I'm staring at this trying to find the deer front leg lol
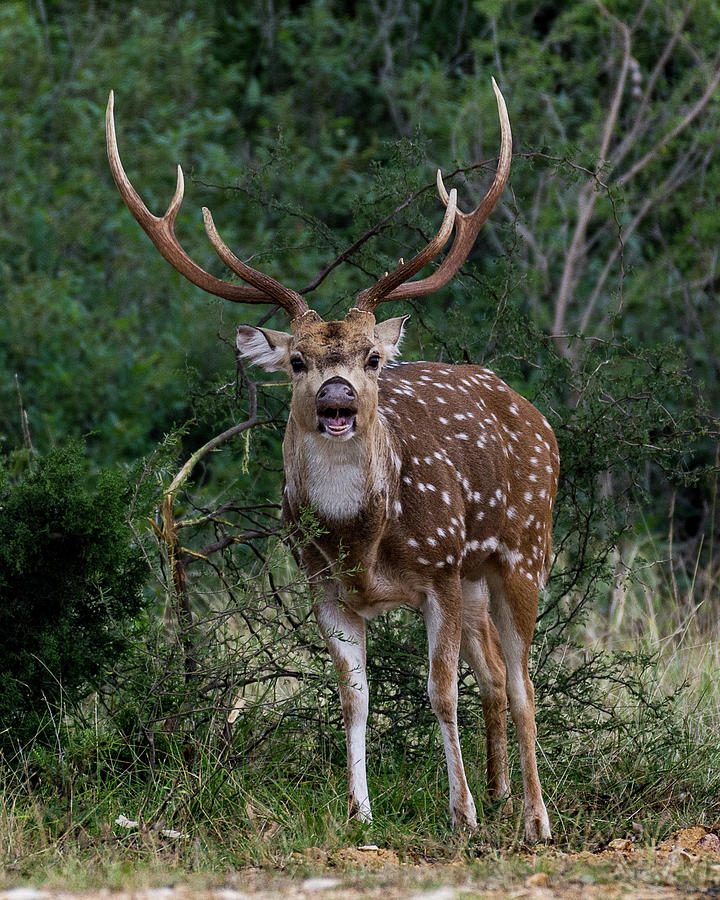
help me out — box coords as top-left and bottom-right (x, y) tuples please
(313, 595), (371, 822)
(423, 585), (477, 829)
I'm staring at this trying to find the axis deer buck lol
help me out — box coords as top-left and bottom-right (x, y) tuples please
(106, 80), (558, 842)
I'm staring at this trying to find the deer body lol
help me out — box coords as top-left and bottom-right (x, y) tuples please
(242, 314), (558, 841)
(107, 79), (558, 841)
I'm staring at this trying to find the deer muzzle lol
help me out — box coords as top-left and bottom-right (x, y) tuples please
(316, 376), (358, 438)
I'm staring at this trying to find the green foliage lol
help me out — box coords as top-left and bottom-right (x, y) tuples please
(0, 442), (147, 750)
(1, 0), (719, 875)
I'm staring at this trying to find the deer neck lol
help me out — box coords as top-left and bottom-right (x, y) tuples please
(284, 412), (400, 524)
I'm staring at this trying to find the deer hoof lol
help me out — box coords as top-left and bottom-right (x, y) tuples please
(349, 800), (373, 823)
(451, 801), (478, 831)
(524, 806), (552, 843)
(496, 795), (514, 818)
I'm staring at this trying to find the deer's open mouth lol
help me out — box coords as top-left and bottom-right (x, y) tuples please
(317, 407), (357, 437)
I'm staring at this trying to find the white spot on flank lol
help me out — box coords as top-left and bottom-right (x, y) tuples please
(498, 543), (523, 569)
(408, 538), (419, 548)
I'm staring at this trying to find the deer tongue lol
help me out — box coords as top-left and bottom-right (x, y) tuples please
(325, 409), (353, 428)
(319, 407), (356, 436)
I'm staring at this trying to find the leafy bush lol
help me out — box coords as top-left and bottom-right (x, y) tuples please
(0, 442), (147, 751)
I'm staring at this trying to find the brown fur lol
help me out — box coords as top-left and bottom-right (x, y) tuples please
(237, 309), (558, 840)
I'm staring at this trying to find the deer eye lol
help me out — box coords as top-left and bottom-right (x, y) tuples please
(290, 356), (306, 374)
(365, 353), (381, 371)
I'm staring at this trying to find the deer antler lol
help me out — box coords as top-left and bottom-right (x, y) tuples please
(354, 78), (512, 313)
(106, 91), (309, 321)
(353, 184), (458, 312)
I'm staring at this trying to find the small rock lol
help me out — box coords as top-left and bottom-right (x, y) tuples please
(407, 888), (456, 900)
(526, 872), (551, 888)
(667, 847), (695, 867)
(696, 833), (720, 853)
(302, 877), (342, 891)
(608, 838), (633, 852)
(0, 890), (49, 900)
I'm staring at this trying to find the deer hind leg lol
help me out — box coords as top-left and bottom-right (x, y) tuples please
(486, 567), (551, 843)
(313, 596), (371, 822)
(423, 584), (477, 829)
(459, 578), (511, 807)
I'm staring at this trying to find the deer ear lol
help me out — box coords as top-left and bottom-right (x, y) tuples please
(236, 325), (292, 372)
(375, 315), (410, 361)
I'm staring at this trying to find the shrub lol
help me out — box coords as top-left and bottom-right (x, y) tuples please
(0, 442), (147, 751)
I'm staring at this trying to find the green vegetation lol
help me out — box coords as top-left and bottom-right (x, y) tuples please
(0, 0), (719, 894)
(0, 443), (146, 750)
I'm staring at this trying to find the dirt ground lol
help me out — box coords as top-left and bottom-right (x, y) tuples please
(2, 827), (720, 900)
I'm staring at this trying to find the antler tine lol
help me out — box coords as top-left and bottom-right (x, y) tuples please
(354, 188), (457, 313)
(106, 91), (308, 319)
(355, 79), (512, 308)
(202, 208), (307, 316)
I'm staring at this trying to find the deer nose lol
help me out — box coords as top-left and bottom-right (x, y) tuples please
(316, 376), (356, 409)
